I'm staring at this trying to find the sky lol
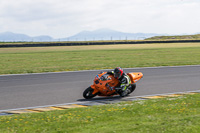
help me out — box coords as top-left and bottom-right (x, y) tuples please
(0, 0), (200, 38)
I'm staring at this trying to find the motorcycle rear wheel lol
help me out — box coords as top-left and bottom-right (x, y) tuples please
(128, 83), (136, 94)
(83, 87), (98, 99)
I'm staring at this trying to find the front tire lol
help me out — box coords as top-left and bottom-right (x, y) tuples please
(83, 87), (98, 99)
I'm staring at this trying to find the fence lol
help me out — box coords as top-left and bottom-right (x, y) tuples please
(1, 40), (200, 48)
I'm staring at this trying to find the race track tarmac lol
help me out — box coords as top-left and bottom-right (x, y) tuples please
(0, 65), (200, 110)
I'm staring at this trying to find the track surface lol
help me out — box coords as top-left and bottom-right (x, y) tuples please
(1, 65), (200, 110)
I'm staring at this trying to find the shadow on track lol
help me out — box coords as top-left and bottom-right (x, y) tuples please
(77, 95), (123, 102)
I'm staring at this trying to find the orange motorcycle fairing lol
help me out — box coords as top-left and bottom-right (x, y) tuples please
(90, 85), (99, 95)
(91, 72), (119, 96)
(127, 72), (143, 83)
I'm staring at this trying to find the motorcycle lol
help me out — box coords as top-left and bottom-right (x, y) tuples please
(83, 71), (143, 99)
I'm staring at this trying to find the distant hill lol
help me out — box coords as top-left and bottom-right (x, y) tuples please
(0, 29), (165, 42)
(0, 32), (53, 42)
(60, 29), (163, 41)
(145, 34), (200, 40)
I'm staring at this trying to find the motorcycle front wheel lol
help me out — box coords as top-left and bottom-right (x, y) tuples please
(83, 87), (98, 99)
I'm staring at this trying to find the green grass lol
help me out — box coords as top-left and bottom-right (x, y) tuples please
(146, 34), (200, 40)
(0, 43), (200, 74)
(0, 94), (200, 132)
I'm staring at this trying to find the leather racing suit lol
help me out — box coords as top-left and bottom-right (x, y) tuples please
(107, 71), (131, 97)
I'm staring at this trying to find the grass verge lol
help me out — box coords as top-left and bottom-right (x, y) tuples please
(0, 94), (200, 132)
(0, 43), (200, 74)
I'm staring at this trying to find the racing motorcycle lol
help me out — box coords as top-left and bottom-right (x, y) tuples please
(83, 71), (143, 99)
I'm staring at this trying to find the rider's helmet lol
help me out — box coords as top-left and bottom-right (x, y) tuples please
(114, 67), (124, 79)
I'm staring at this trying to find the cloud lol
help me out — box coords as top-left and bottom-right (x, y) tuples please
(0, 0), (200, 38)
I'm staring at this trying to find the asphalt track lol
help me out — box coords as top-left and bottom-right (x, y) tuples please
(0, 65), (200, 110)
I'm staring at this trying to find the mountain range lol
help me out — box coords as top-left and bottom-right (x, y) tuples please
(0, 29), (164, 42)
(0, 32), (53, 42)
(60, 29), (163, 41)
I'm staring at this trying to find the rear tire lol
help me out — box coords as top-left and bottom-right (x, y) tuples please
(83, 87), (98, 99)
(128, 83), (136, 94)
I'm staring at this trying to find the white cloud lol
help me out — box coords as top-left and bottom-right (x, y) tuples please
(0, 0), (200, 38)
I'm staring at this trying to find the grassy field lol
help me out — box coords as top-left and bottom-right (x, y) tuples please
(0, 43), (200, 74)
(146, 34), (200, 40)
(0, 94), (199, 132)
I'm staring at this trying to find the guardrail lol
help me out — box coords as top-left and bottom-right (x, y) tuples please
(1, 40), (200, 48)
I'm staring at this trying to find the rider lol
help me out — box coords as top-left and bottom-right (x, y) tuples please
(107, 67), (131, 97)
